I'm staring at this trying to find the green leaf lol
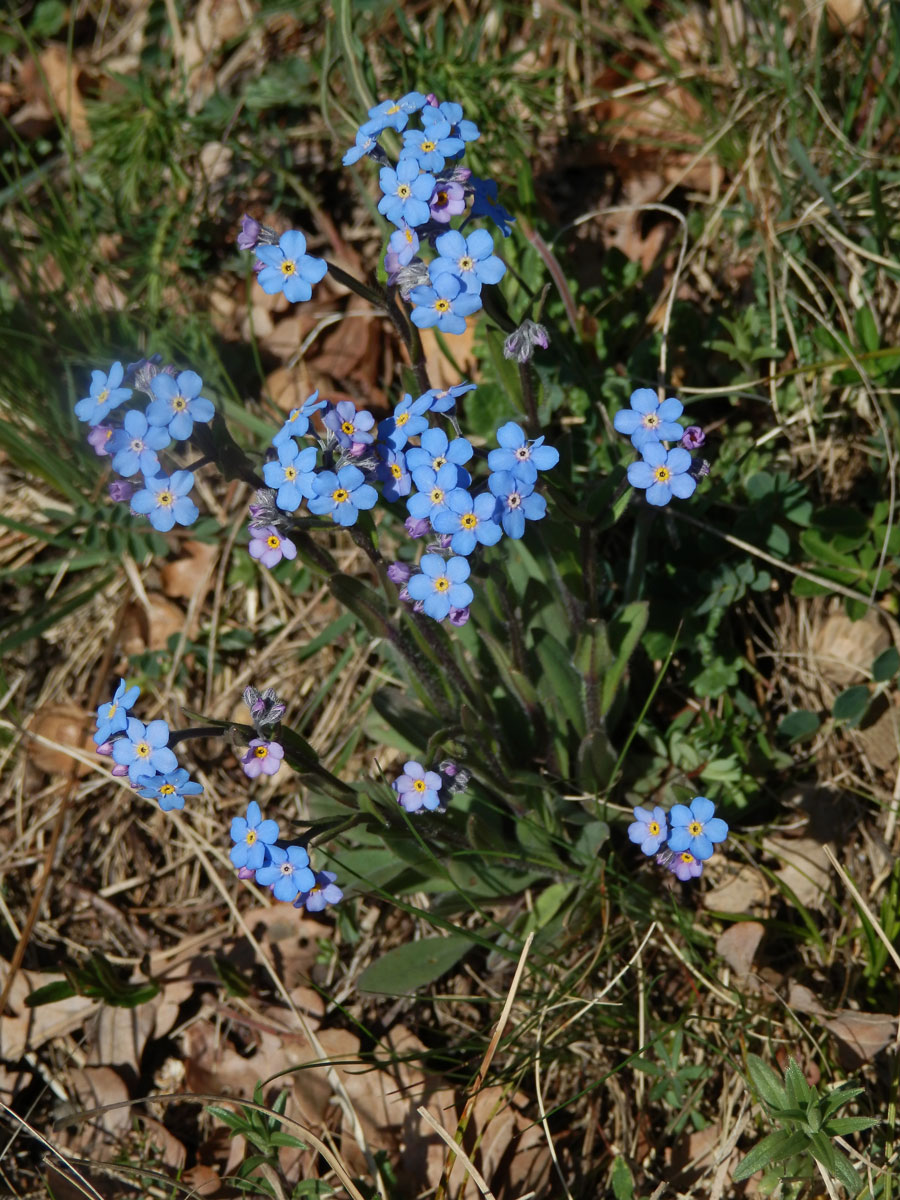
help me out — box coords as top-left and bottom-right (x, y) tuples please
(777, 710), (821, 745)
(873, 646), (900, 683)
(746, 1054), (789, 1110)
(358, 934), (472, 994)
(610, 1155), (635, 1200)
(732, 1130), (811, 1181)
(832, 685), (870, 727)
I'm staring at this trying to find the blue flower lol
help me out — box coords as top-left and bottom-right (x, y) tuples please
(405, 427), (472, 484)
(109, 409), (171, 478)
(342, 123), (381, 166)
(627, 806), (668, 855)
(431, 490), (502, 555)
(409, 274), (483, 336)
(626, 443), (696, 507)
(667, 797), (728, 861)
(131, 470), (198, 532)
(469, 177), (515, 236)
(322, 400), (375, 447)
(230, 800), (280, 870)
(272, 390), (326, 447)
(256, 230), (328, 303)
(399, 117), (464, 172)
(431, 229), (506, 294)
(93, 678), (140, 745)
(74, 361), (132, 425)
(377, 160), (436, 228)
(418, 382), (476, 414)
(112, 717), (177, 784)
(613, 388), (684, 449)
(406, 554), (473, 621)
(378, 392), (431, 449)
(487, 471), (547, 538)
(262, 441), (317, 512)
(308, 464), (378, 527)
(364, 92), (426, 135)
(393, 760), (444, 812)
(375, 446), (411, 501)
(136, 768), (203, 812)
(487, 422), (559, 485)
(388, 223), (420, 266)
(256, 844), (316, 903)
(406, 462), (460, 524)
(293, 870), (344, 912)
(147, 370), (215, 441)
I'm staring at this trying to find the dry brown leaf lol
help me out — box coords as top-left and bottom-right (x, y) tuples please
(121, 594), (189, 654)
(715, 921), (764, 978)
(27, 703), (94, 776)
(703, 863), (767, 914)
(160, 539), (218, 601)
(764, 835), (831, 910)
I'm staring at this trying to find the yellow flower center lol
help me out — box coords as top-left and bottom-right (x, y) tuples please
(653, 466), (671, 483)
(332, 488), (349, 504)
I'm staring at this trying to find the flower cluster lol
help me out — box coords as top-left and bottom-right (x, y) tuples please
(628, 796), (728, 881)
(230, 800), (342, 912)
(75, 358), (214, 530)
(613, 388), (707, 508)
(392, 758), (470, 813)
(245, 382), (558, 622)
(91, 678), (203, 811)
(351, 95), (509, 337)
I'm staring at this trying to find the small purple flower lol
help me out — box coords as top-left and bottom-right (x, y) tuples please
(109, 409), (171, 478)
(406, 553), (473, 621)
(613, 388), (684, 449)
(147, 370), (215, 441)
(667, 796), (728, 861)
(256, 844), (315, 903)
(658, 848), (704, 880)
(262, 441), (318, 513)
(376, 447), (412, 502)
(626, 443), (697, 507)
(293, 869), (343, 912)
(256, 230), (328, 303)
(627, 806), (668, 856)
(249, 525), (297, 568)
(108, 480), (135, 504)
(487, 422), (559, 485)
(682, 426), (706, 449)
(74, 361), (132, 425)
(377, 160), (436, 229)
(87, 424), (114, 456)
(241, 738), (285, 779)
(388, 223), (420, 267)
(429, 179), (466, 223)
(112, 717), (177, 784)
(230, 800), (280, 870)
(130, 470), (199, 532)
(323, 400), (375, 447)
(410, 273), (482, 336)
(393, 760), (443, 812)
(308, 464), (378, 527)
(431, 228), (506, 294)
(136, 768), (203, 812)
(487, 470), (547, 539)
(93, 677), (141, 745)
